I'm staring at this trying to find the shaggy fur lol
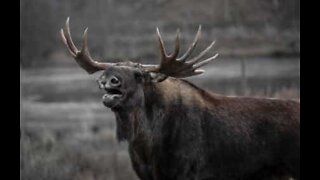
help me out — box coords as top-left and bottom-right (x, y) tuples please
(108, 71), (300, 180)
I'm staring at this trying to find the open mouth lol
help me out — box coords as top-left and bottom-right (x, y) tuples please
(105, 88), (122, 96)
(102, 88), (124, 108)
(103, 88), (123, 99)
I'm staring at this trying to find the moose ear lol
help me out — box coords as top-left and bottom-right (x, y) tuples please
(148, 72), (168, 83)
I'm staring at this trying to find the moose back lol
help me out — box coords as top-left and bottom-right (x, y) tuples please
(60, 18), (300, 180)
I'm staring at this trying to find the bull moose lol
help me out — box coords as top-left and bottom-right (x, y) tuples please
(60, 18), (300, 180)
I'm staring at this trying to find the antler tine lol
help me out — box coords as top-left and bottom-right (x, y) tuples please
(81, 27), (90, 55)
(178, 54), (218, 77)
(156, 27), (168, 59)
(177, 25), (201, 62)
(177, 53), (218, 76)
(60, 29), (76, 57)
(170, 29), (181, 59)
(175, 69), (205, 78)
(187, 40), (216, 65)
(192, 53), (219, 70)
(63, 17), (79, 56)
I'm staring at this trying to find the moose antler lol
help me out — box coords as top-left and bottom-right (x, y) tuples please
(60, 17), (115, 74)
(60, 17), (218, 78)
(142, 26), (218, 79)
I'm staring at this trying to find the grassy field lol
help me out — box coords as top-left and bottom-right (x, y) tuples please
(20, 57), (300, 180)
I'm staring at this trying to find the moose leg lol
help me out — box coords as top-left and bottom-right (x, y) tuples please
(128, 146), (153, 180)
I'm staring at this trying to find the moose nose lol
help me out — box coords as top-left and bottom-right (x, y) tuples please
(97, 79), (106, 89)
(109, 76), (121, 87)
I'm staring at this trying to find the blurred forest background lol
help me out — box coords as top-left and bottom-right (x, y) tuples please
(20, 0), (300, 180)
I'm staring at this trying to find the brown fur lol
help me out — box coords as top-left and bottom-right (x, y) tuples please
(95, 65), (300, 180)
(112, 76), (300, 180)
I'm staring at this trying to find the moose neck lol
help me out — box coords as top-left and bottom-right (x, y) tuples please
(112, 106), (148, 142)
(111, 77), (215, 142)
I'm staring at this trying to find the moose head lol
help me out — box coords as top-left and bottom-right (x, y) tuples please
(60, 17), (218, 109)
